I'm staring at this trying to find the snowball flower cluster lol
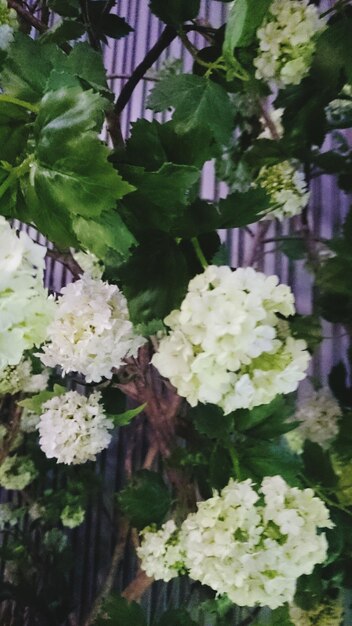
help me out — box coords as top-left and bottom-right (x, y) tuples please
(137, 520), (185, 582)
(289, 597), (344, 626)
(0, 0), (17, 50)
(152, 266), (310, 413)
(138, 476), (332, 609)
(0, 217), (54, 374)
(60, 503), (85, 529)
(254, 0), (325, 88)
(287, 387), (341, 454)
(0, 455), (38, 490)
(0, 358), (49, 397)
(40, 274), (145, 383)
(257, 161), (309, 220)
(38, 390), (114, 464)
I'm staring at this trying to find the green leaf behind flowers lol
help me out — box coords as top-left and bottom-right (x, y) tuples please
(118, 470), (172, 529)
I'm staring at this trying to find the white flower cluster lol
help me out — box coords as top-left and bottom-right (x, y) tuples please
(0, 358), (49, 397)
(60, 503), (85, 529)
(0, 0), (17, 50)
(38, 390), (114, 464)
(138, 476), (332, 609)
(289, 597), (344, 626)
(0, 218), (54, 374)
(257, 161), (309, 220)
(287, 387), (341, 454)
(254, 0), (325, 88)
(0, 455), (38, 490)
(152, 266), (310, 413)
(259, 107), (284, 140)
(71, 249), (104, 279)
(40, 274), (144, 383)
(137, 520), (185, 582)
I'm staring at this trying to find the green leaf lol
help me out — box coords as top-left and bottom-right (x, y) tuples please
(241, 442), (301, 485)
(217, 187), (271, 227)
(48, 0), (80, 17)
(94, 596), (147, 626)
(98, 14), (134, 40)
(18, 384), (66, 415)
(223, 0), (271, 61)
(288, 315), (322, 352)
(235, 396), (289, 432)
(26, 87), (134, 248)
(0, 102), (30, 164)
(73, 210), (137, 267)
(46, 42), (110, 94)
(148, 74), (234, 146)
(119, 232), (189, 324)
(108, 404), (146, 427)
(302, 441), (337, 488)
(189, 404), (235, 440)
(294, 568), (324, 611)
(149, 0), (200, 25)
(0, 33), (59, 103)
(118, 470), (172, 530)
(209, 444), (233, 490)
(156, 609), (197, 626)
(39, 19), (86, 45)
(253, 605), (294, 626)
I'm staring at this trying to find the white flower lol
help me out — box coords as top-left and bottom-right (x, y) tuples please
(71, 249), (104, 279)
(38, 390), (114, 464)
(152, 266), (310, 413)
(0, 0), (17, 49)
(181, 477), (331, 608)
(286, 387), (341, 454)
(137, 520), (185, 582)
(0, 358), (49, 396)
(0, 455), (38, 490)
(0, 218), (55, 372)
(259, 107), (284, 140)
(254, 0), (325, 88)
(39, 274), (145, 383)
(257, 161), (309, 220)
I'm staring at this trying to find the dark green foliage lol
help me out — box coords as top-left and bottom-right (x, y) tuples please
(118, 470), (172, 529)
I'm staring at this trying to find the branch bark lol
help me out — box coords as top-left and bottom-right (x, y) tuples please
(8, 0), (48, 32)
(121, 569), (153, 602)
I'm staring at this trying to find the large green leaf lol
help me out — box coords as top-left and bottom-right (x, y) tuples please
(39, 18), (86, 45)
(149, 0), (200, 25)
(73, 210), (136, 266)
(23, 87), (134, 248)
(223, 0), (271, 62)
(241, 442), (301, 485)
(148, 74), (234, 145)
(119, 232), (189, 324)
(0, 102), (30, 164)
(156, 609), (197, 626)
(0, 33), (59, 103)
(118, 470), (172, 530)
(189, 403), (235, 440)
(45, 42), (110, 94)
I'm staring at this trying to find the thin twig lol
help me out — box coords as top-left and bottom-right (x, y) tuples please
(243, 221), (271, 268)
(114, 25), (177, 116)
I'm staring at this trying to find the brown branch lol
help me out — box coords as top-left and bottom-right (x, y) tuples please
(83, 518), (130, 626)
(121, 569), (153, 602)
(243, 221), (271, 268)
(8, 0), (48, 32)
(114, 25), (177, 116)
(258, 100), (281, 141)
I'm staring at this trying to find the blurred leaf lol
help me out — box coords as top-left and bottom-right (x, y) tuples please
(302, 441), (337, 488)
(217, 187), (270, 227)
(189, 403), (235, 440)
(0, 102), (30, 164)
(241, 441), (301, 485)
(149, 0), (200, 25)
(118, 470), (171, 529)
(278, 238), (307, 260)
(94, 596), (147, 626)
(294, 568), (324, 611)
(289, 314), (322, 352)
